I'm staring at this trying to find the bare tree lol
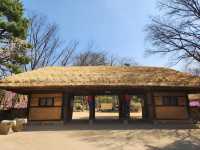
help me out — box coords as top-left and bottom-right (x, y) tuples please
(146, 0), (200, 66)
(73, 41), (138, 66)
(73, 42), (108, 66)
(26, 14), (137, 68)
(186, 67), (200, 75)
(107, 54), (118, 66)
(59, 41), (79, 66)
(117, 56), (138, 66)
(73, 51), (137, 67)
(183, 61), (200, 75)
(25, 13), (77, 70)
(73, 50), (108, 66)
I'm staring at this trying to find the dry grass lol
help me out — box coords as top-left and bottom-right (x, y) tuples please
(0, 66), (200, 89)
(189, 94), (200, 100)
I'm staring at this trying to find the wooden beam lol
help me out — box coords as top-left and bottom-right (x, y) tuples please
(6, 85), (200, 95)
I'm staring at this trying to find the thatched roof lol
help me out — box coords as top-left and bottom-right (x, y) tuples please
(0, 66), (200, 92)
(188, 94), (200, 100)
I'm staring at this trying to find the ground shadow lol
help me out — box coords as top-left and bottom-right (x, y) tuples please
(25, 120), (199, 132)
(146, 129), (200, 150)
(23, 122), (200, 150)
(146, 139), (200, 150)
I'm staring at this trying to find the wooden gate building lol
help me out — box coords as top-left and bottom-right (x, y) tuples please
(0, 66), (200, 123)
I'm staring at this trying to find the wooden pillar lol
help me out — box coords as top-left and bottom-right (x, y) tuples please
(118, 95), (123, 120)
(87, 96), (95, 121)
(69, 95), (74, 121)
(123, 94), (131, 121)
(118, 94), (131, 122)
(63, 93), (74, 123)
(146, 92), (155, 121)
(27, 94), (31, 122)
(186, 94), (190, 119)
(142, 94), (148, 120)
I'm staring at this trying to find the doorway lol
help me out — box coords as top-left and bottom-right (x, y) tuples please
(95, 95), (119, 121)
(72, 96), (89, 121)
(129, 95), (144, 120)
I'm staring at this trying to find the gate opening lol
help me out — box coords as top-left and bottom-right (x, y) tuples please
(129, 95), (144, 120)
(95, 95), (119, 121)
(72, 96), (89, 121)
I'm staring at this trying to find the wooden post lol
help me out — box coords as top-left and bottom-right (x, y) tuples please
(63, 93), (74, 123)
(118, 94), (131, 122)
(146, 92), (155, 121)
(69, 95), (74, 121)
(118, 95), (123, 120)
(87, 96), (95, 122)
(123, 94), (131, 122)
(27, 94), (31, 122)
(63, 93), (69, 123)
(142, 94), (148, 120)
(186, 94), (190, 119)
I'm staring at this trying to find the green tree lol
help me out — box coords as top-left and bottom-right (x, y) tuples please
(0, 0), (30, 77)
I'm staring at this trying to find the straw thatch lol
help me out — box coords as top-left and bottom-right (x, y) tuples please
(188, 94), (200, 100)
(0, 66), (200, 89)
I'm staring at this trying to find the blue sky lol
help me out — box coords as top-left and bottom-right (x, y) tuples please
(23, 0), (181, 70)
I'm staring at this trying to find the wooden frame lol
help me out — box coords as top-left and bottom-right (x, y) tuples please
(30, 119), (62, 121)
(162, 96), (179, 106)
(25, 89), (193, 123)
(38, 97), (55, 107)
(28, 93), (62, 121)
(153, 92), (189, 120)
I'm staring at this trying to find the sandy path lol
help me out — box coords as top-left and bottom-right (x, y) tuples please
(0, 130), (102, 150)
(0, 123), (200, 150)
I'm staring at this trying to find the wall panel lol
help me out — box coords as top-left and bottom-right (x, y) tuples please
(29, 93), (63, 121)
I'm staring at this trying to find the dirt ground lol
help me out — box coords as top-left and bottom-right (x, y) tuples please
(0, 122), (200, 150)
